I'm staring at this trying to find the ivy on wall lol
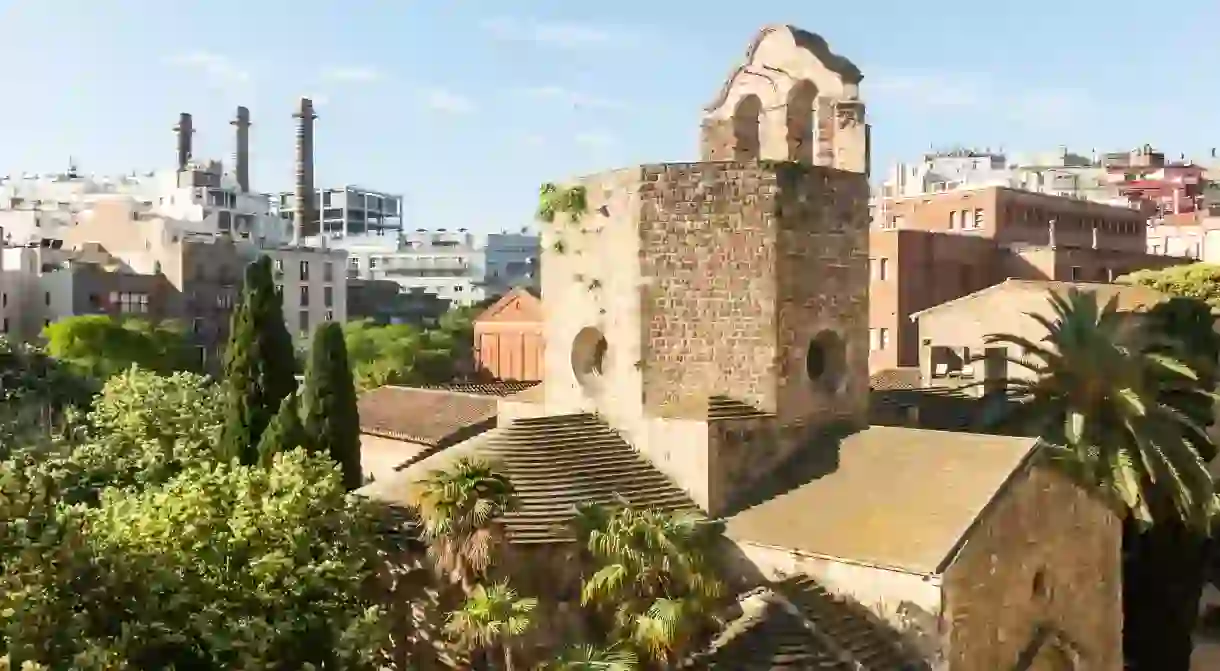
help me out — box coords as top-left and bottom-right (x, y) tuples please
(536, 182), (589, 224)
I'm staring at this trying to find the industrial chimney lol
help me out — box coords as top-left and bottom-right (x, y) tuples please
(292, 97), (317, 246)
(173, 113), (194, 171)
(230, 106), (251, 193)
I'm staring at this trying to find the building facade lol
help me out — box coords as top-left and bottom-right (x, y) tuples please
(340, 228), (540, 306)
(266, 245), (349, 341)
(274, 186), (403, 240)
(870, 186), (1186, 371)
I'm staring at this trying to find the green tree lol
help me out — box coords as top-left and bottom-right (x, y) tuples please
(218, 256), (298, 465)
(0, 449), (392, 669)
(343, 319), (421, 391)
(65, 366), (224, 499)
(256, 392), (306, 467)
(446, 581), (537, 671)
(571, 504), (726, 666)
(0, 336), (94, 442)
(1119, 263), (1220, 308)
(984, 289), (1218, 671)
(539, 644), (639, 671)
(43, 315), (197, 380)
(301, 322), (362, 489)
(415, 458), (517, 594)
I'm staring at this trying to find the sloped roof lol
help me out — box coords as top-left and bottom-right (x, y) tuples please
(909, 279), (1170, 321)
(725, 426), (1039, 575)
(868, 367), (922, 391)
(419, 381), (540, 397)
(358, 413), (698, 543)
(357, 386), (498, 447)
(688, 578), (928, 670)
(474, 287), (542, 323)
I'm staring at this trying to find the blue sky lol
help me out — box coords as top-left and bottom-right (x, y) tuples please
(0, 1), (1217, 233)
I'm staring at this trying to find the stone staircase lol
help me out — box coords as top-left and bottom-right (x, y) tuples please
(481, 413), (698, 543)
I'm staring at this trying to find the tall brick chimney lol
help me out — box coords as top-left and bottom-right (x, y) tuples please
(230, 106), (251, 193)
(292, 97), (317, 245)
(173, 112), (194, 171)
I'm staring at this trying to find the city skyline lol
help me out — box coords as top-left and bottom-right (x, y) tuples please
(0, 0), (1216, 233)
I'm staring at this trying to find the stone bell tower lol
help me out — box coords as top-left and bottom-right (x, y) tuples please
(536, 25), (871, 516)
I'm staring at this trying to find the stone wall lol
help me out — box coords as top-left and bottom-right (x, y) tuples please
(941, 463), (1122, 671)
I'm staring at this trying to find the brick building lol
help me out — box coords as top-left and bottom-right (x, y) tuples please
(870, 186), (1187, 371)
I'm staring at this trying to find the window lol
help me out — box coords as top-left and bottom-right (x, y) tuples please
(298, 310), (310, 335)
(274, 258), (284, 275)
(368, 257), (378, 269)
(947, 210), (956, 229)
(878, 258), (889, 281)
(325, 309), (334, 322)
(44, 291), (51, 306)
(216, 292), (234, 309)
(192, 318), (203, 333)
(348, 256), (359, 268)
(454, 285), (464, 292)
(323, 262), (334, 282)
(300, 285), (310, 305)
(1, 318), (7, 333)
(973, 208), (984, 229)
(299, 260), (310, 280)
(1070, 266), (1082, 280)
(2, 293), (6, 307)
(323, 286), (333, 307)
(110, 291), (149, 314)
(879, 328), (890, 350)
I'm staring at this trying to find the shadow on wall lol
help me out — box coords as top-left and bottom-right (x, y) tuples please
(722, 420), (856, 517)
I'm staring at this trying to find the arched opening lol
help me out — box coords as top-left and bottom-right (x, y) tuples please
(731, 94), (762, 161)
(786, 80), (817, 163)
(571, 326), (609, 391)
(806, 330), (847, 393)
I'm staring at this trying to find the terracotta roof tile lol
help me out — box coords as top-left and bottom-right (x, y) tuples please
(868, 368), (922, 391)
(688, 578), (928, 669)
(360, 413), (699, 544)
(357, 386), (499, 447)
(420, 381), (540, 397)
(726, 426), (1037, 574)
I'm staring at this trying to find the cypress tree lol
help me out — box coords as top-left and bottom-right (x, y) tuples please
(257, 392), (306, 467)
(218, 255), (298, 465)
(300, 322), (363, 489)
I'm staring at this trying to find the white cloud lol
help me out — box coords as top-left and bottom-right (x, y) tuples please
(168, 51), (251, 86)
(481, 17), (633, 49)
(518, 85), (625, 110)
(320, 66), (382, 84)
(422, 88), (475, 115)
(575, 131), (616, 148)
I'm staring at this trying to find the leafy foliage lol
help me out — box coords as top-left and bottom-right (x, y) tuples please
(446, 581), (537, 671)
(0, 336), (94, 441)
(0, 449), (391, 669)
(538, 644), (639, 671)
(536, 183), (590, 224)
(1119, 263), (1220, 308)
(256, 391), (306, 467)
(342, 308), (478, 391)
(415, 458), (518, 594)
(218, 256), (298, 465)
(571, 503), (726, 665)
(984, 289), (1217, 528)
(42, 315), (199, 381)
(301, 322), (363, 489)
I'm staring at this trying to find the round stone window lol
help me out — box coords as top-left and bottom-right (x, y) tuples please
(571, 327), (609, 390)
(806, 330), (847, 392)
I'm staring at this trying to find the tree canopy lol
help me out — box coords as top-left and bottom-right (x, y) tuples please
(42, 315), (198, 381)
(301, 322), (363, 489)
(1119, 263), (1220, 308)
(342, 307), (479, 391)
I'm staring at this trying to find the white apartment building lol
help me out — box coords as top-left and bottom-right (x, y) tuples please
(273, 186), (403, 240)
(0, 160), (289, 247)
(332, 228), (539, 306)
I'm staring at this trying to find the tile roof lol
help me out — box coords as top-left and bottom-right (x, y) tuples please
(909, 279), (1170, 321)
(419, 380), (540, 397)
(725, 426), (1038, 574)
(688, 578), (928, 670)
(357, 386), (499, 447)
(358, 413), (699, 543)
(868, 368), (922, 391)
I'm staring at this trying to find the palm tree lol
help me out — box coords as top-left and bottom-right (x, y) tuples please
(446, 580), (537, 671)
(538, 643), (638, 670)
(414, 458), (517, 594)
(571, 503), (726, 666)
(983, 288), (1218, 671)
